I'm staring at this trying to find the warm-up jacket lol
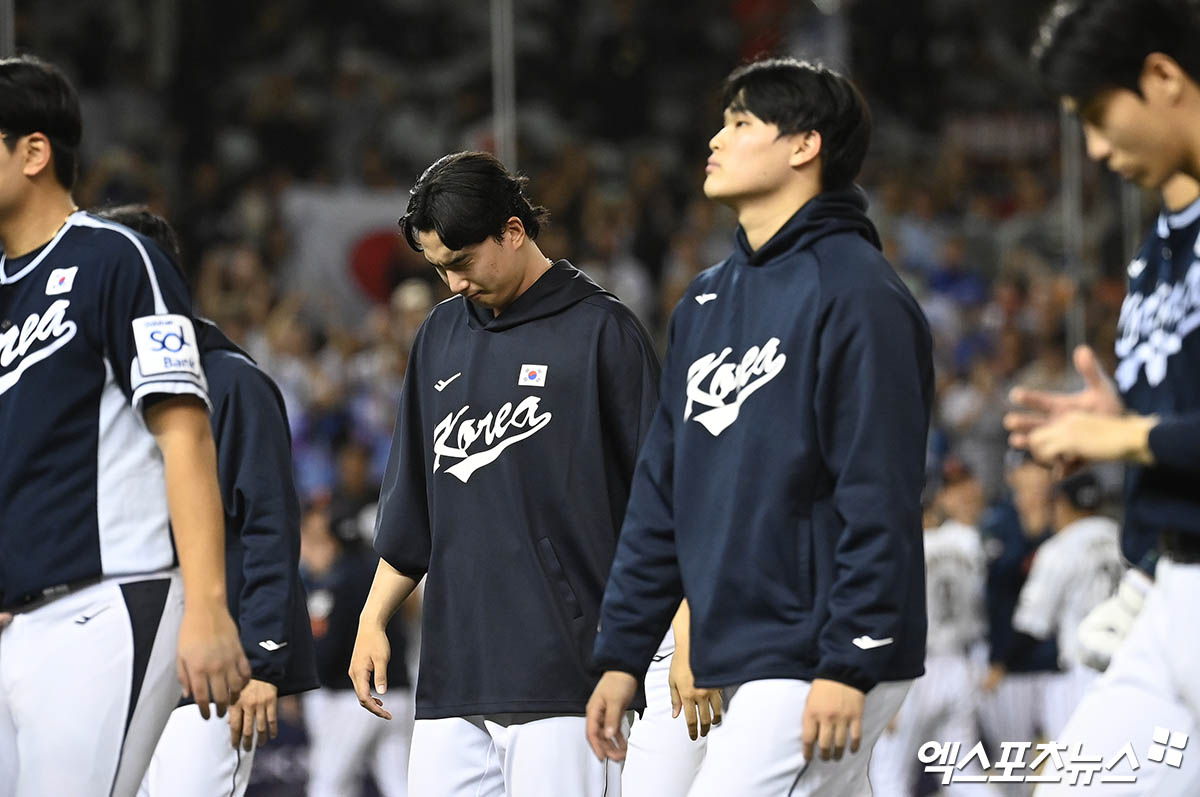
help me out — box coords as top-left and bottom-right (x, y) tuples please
(199, 321), (318, 696)
(1116, 199), (1200, 565)
(594, 189), (933, 693)
(374, 261), (660, 719)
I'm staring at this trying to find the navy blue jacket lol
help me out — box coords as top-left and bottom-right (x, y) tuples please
(374, 261), (660, 719)
(301, 541), (410, 692)
(1115, 200), (1200, 565)
(595, 189), (934, 693)
(199, 321), (318, 696)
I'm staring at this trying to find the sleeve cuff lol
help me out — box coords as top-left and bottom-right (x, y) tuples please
(812, 662), (877, 694)
(1148, 417), (1200, 472)
(133, 381), (212, 415)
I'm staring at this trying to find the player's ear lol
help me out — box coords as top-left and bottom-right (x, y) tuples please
(502, 216), (527, 249)
(788, 130), (822, 169)
(19, 132), (53, 179)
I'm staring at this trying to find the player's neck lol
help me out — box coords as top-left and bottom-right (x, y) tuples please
(497, 243), (553, 317)
(0, 188), (77, 258)
(735, 180), (820, 252)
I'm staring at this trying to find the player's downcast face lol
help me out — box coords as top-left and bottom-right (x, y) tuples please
(418, 228), (522, 312)
(704, 107), (801, 203)
(1070, 87), (1186, 191)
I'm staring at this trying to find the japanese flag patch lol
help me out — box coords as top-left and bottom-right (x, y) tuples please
(518, 364), (547, 387)
(132, 314), (203, 378)
(45, 267), (78, 295)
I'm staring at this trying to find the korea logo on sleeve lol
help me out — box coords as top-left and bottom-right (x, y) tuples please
(131, 314), (203, 378)
(45, 267), (78, 295)
(518, 364), (548, 387)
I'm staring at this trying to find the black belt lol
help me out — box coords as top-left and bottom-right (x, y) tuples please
(1161, 531), (1200, 565)
(1, 576), (103, 614)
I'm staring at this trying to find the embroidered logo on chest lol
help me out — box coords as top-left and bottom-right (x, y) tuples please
(684, 337), (787, 436)
(1115, 261), (1200, 390)
(432, 395), (552, 482)
(0, 299), (78, 396)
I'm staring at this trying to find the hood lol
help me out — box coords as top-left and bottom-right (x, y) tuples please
(196, 318), (254, 361)
(731, 186), (882, 267)
(464, 259), (612, 331)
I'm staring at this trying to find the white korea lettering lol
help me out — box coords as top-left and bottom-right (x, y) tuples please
(432, 395), (552, 482)
(0, 300), (78, 396)
(1115, 261), (1200, 390)
(684, 337), (787, 436)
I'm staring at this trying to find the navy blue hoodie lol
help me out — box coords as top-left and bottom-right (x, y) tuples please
(198, 321), (318, 696)
(374, 261), (660, 719)
(1115, 199), (1200, 566)
(595, 189), (933, 693)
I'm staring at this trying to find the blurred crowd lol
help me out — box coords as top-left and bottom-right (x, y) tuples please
(21, 0), (1154, 792)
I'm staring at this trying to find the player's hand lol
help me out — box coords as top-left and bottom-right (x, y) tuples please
(586, 671), (637, 762)
(669, 651), (722, 740)
(981, 663), (1006, 693)
(1006, 345), (1124, 449)
(0, 612), (11, 631)
(802, 679), (864, 762)
(177, 601), (252, 720)
(349, 618), (392, 720)
(1026, 411), (1156, 465)
(229, 679), (279, 751)
(1078, 568), (1151, 672)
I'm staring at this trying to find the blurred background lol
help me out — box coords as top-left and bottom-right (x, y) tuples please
(22, 1), (1155, 794)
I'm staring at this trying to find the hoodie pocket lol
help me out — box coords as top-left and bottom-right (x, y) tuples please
(536, 537), (583, 620)
(795, 517), (815, 612)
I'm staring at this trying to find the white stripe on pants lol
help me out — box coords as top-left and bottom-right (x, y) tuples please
(0, 573), (184, 797)
(623, 632), (707, 797)
(407, 713), (626, 797)
(1034, 558), (1200, 796)
(303, 687), (413, 797)
(685, 678), (911, 797)
(138, 705), (256, 797)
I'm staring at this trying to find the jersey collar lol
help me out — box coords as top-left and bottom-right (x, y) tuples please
(0, 210), (84, 285)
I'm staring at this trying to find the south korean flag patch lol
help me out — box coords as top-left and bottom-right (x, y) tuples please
(518, 363), (547, 387)
(131, 314), (203, 379)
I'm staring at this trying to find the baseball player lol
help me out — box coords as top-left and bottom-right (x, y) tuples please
(0, 56), (248, 797)
(348, 151), (661, 796)
(975, 454), (1062, 797)
(588, 57), (934, 796)
(870, 479), (994, 797)
(986, 470), (1122, 738)
(87, 206), (320, 797)
(1001, 2), (1200, 789)
(301, 501), (414, 797)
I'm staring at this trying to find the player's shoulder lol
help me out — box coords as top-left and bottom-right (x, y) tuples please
(67, 212), (168, 264)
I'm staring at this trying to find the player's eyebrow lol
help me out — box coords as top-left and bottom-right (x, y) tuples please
(430, 252), (471, 271)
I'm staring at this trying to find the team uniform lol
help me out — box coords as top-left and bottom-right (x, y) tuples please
(0, 212), (207, 797)
(1038, 198), (1200, 794)
(139, 321), (318, 797)
(302, 540), (413, 797)
(871, 519), (997, 797)
(374, 261), (660, 796)
(621, 628), (708, 797)
(1008, 513), (1121, 740)
(594, 188), (934, 796)
(975, 500), (1060, 797)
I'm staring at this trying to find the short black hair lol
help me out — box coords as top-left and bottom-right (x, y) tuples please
(721, 57), (871, 190)
(399, 151), (550, 253)
(1032, 0), (1200, 105)
(94, 204), (185, 282)
(0, 56), (82, 190)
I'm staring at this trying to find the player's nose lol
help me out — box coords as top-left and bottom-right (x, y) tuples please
(1081, 124), (1112, 164)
